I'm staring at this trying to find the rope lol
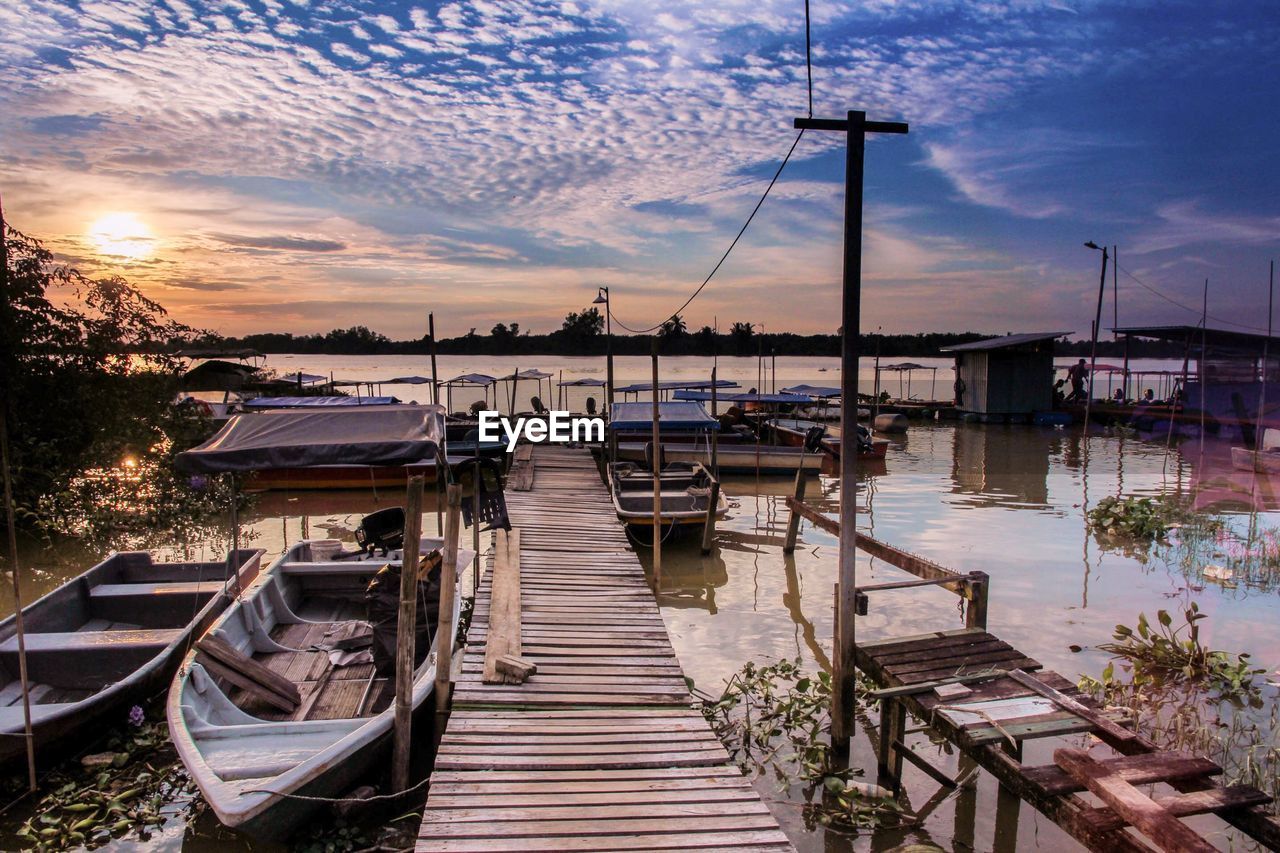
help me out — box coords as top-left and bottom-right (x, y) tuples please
(608, 130), (806, 334)
(605, 0), (820, 334)
(240, 775), (429, 803)
(1116, 263), (1271, 334)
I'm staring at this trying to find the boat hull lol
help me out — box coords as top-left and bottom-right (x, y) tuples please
(0, 550), (262, 767)
(1231, 446), (1280, 474)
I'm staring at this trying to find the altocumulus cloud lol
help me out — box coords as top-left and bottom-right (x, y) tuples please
(0, 0), (1276, 336)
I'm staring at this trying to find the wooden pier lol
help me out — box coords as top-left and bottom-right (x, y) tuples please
(784, 484), (1280, 852)
(417, 446), (792, 851)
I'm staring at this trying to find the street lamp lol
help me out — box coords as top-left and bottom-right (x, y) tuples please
(592, 287), (613, 412)
(1084, 241), (1110, 431)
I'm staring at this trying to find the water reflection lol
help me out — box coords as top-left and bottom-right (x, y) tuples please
(950, 424), (1051, 509)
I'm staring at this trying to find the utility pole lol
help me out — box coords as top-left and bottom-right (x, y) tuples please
(794, 110), (908, 755)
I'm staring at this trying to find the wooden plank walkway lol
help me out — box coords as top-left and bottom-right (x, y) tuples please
(418, 445), (793, 851)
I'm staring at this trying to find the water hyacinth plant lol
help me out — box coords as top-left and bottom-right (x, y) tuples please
(698, 658), (910, 831)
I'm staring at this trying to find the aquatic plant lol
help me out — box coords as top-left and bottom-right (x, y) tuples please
(1083, 604), (1264, 700)
(1079, 607), (1280, 815)
(699, 658), (909, 831)
(9, 716), (197, 850)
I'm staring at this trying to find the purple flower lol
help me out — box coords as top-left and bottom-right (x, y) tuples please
(188, 474), (208, 491)
(128, 705), (145, 728)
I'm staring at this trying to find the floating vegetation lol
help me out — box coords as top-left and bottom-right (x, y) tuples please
(1083, 604), (1265, 700)
(1079, 607), (1280, 815)
(1086, 494), (1218, 544)
(698, 659), (911, 832)
(8, 712), (197, 850)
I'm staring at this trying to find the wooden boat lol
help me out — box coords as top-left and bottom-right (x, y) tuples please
(1231, 446), (1280, 474)
(168, 537), (474, 840)
(766, 418), (889, 460)
(609, 463), (729, 528)
(0, 549), (263, 766)
(614, 442), (823, 475)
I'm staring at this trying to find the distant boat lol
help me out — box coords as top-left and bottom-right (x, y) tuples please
(1231, 446), (1280, 474)
(169, 537), (473, 839)
(0, 549), (263, 766)
(766, 418), (888, 461)
(609, 462), (729, 530)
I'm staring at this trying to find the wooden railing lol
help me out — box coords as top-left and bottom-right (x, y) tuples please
(783, 469), (989, 629)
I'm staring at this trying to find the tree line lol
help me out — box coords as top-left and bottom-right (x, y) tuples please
(201, 311), (1188, 358)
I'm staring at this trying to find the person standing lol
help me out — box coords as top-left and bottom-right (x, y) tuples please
(1066, 358), (1088, 403)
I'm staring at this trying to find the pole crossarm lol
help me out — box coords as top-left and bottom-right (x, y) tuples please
(794, 116), (909, 135)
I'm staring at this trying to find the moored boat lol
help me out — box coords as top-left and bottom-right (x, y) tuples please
(0, 549), (263, 766)
(609, 462), (729, 528)
(1231, 446), (1280, 474)
(766, 417), (888, 461)
(614, 441), (824, 475)
(167, 537), (474, 839)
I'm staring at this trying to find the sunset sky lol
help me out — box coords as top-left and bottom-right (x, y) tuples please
(1, 0), (1276, 340)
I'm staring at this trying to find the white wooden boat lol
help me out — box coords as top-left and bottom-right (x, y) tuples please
(0, 549), (262, 767)
(168, 537), (474, 839)
(609, 463), (729, 528)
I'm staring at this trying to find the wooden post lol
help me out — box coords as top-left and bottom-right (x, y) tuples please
(471, 459), (481, 593)
(391, 474), (425, 792)
(435, 484), (461, 727)
(783, 467), (808, 553)
(794, 109), (908, 756)
(650, 337), (662, 586)
(964, 570), (989, 630)
(428, 313), (439, 406)
(700, 475), (720, 555)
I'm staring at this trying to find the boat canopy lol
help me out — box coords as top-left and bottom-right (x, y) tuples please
(673, 390), (811, 404)
(442, 373), (497, 386)
(501, 369), (553, 381)
(243, 396), (398, 408)
(332, 375), (434, 386)
(614, 379), (740, 393)
(558, 378), (605, 387)
(610, 402), (719, 431)
(780, 384), (842, 398)
(176, 406), (446, 473)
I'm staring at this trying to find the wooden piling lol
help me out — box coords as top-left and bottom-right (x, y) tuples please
(650, 337), (662, 585)
(392, 474), (425, 792)
(700, 474), (720, 555)
(783, 466), (808, 553)
(434, 484), (461, 729)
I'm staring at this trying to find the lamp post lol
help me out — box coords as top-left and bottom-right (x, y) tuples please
(1084, 241), (1110, 435)
(592, 287), (613, 412)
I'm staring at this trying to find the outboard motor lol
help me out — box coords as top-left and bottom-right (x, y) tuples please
(356, 507), (406, 556)
(803, 425), (827, 453)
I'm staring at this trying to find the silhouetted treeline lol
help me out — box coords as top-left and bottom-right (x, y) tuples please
(197, 315), (1189, 359)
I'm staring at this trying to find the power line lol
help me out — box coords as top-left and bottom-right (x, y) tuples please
(608, 130), (806, 334)
(605, 0), (817, 335)
(1115, 262), (1272, 334)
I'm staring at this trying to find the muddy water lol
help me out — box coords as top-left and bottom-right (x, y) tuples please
(4, 355), (1279, 850)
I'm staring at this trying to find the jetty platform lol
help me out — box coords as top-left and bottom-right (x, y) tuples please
(416, 445), (792, 851)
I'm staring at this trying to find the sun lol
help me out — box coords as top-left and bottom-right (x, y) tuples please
(88, 212), (154, 262)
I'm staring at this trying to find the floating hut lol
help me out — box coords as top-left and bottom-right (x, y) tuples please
(941, 332), (1069, 421)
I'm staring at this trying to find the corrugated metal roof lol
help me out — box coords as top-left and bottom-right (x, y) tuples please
(1113, 325), (1280, 351)
(940, 332), (1070, 352)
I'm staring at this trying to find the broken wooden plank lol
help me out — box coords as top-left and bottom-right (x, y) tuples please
(495, 655), (537, 681)
(1081, 785), (1273, 834)
(1008, 668), (1136, 746)
(1054, 748), (1216, 853)
(482, 529), (523, 685)
(195, 653), (297, 713)
(196, 634), (301, 705)
(1023, 751), (1222, 797)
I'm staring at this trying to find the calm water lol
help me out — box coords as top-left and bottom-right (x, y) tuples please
(6, 355), (1278, 851)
